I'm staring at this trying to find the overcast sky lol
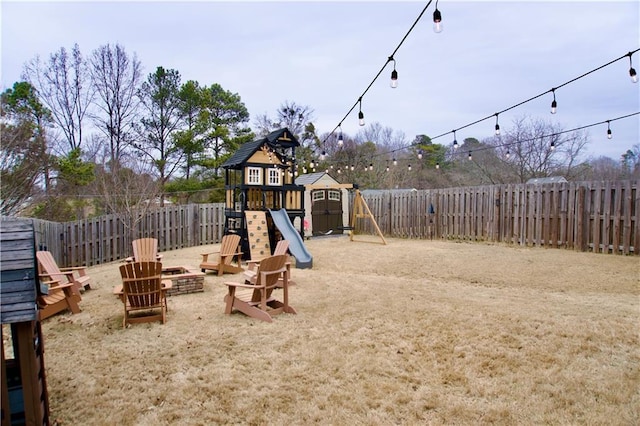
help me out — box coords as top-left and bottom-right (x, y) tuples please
(1, 1), (638, 160)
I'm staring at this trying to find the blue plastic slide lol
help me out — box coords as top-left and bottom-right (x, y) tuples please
(269, 209), (313, 269)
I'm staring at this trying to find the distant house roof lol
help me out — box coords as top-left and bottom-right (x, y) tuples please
(222, 128), (299, 169)
(526, 176), (568, 184)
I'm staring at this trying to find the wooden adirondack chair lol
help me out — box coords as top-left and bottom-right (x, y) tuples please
(118, 261), (171, 328)
(224, 254), (296, 323)
(37, 279), (81, 320)
(199, 234), (244, 276)
(125, 238), (163, 262)
(244, 239), (293, 286)
(36, 250), (92, 294)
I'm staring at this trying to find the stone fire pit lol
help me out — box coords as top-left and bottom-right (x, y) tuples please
(161, 265), (205, 296)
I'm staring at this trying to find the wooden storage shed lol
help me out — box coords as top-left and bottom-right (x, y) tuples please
(295, 172), (353, 236)
(1, 219), (50, 426)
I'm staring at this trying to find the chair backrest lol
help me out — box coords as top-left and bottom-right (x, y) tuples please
(132, 238), (159, 262)
(36, 251), (70, 285)
(272, 239), (289, 256)
(119, 261), (163, 308)
(220, 234), (241, 263)
(251, 255), (288, 302)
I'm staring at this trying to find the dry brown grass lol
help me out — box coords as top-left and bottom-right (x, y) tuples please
(29, 237), (640, 425)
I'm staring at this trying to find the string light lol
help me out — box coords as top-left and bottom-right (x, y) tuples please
(506, 149), (510, 159)
(408, 164), (412, 171)
(607, 121), (612, 139)
(550, 140), (555, 150)
(338, 124), (344, 146)
(418, 150), (423, 159)
(420, 49), (639, 152)
(390, 57), (398, 88)
(435, 162), (440, 169)
(393, 157), (397, 166)
(358, 98), (365, 126)
(369, 163), (374, 171)
(452, 130), (458, 149)
(468, 151), (473, 161)
(550, 88), (557, 114)
(629, 52), (638, 83)
(433, 0), (443, 33)
(494, 114), (501, 135)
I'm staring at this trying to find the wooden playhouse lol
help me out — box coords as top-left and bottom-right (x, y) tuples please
(1, 219), (50, 426)
(221, 128), (305, 258)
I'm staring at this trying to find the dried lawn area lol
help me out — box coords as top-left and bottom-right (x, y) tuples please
(38, 237), (639, 425)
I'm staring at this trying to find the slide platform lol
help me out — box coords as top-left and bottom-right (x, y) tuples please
(269, 209), (313, 269)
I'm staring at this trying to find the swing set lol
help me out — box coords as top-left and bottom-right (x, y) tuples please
(346, 189), (387, 245)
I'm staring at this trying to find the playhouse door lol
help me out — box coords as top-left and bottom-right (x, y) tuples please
(311, 189), (343, 235)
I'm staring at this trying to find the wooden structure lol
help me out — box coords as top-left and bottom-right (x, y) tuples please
(199, 234), (244, 276)
(4, 180), (637, 266)
(223, 255), (296, 323)
(36, 250), (91, 293)
(1, 220), (50, 425)
(118, 262), (171, 328)
(221, 128), (305, 257)
(296, 172), (353, 236)
(350, 190), (387, 245)
(125, 238), (163, 262)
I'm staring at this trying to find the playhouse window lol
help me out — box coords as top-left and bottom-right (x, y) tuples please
(267, 168), (281, 186)
(313, 191), (325, 202)
(328, 190), (341, 201)
(247, 167), (262, 185)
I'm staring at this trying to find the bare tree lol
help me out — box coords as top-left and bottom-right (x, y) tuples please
(95, 156), (162, 241)
(492, 115), (589, 183)
(89, 43), (142, 169)
(22, 43), (94, 154)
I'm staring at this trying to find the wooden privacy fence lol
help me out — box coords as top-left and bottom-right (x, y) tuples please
(5, 204), (226, 268)
(356, 180), (638, 255)
(2, 180), (637, 268)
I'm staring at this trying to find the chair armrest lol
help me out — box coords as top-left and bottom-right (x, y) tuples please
(59, 266), (88, 272)
(113, 285), (123, 295)
(161, 279), (173, 290)
(224, 281), (263, 289)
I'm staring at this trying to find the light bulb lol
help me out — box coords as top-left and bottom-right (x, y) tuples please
(358, 110), (365, 126)
(390, 69), (398, 88)
(468, 151), (472, 161)
(551, 100), (557, 114)
(338, 130), (344, 146)
(435, 162), (440, 169)
(393, 158), (397, 166)
(630, 67), (638, 83)
(433, 8), (443, 33)
(408, 164), (412, 171)
(607, 129), (612, 139)
(495, 124), (500, 135)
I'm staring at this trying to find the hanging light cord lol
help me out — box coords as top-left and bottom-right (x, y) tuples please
(322, 0), (433, 144)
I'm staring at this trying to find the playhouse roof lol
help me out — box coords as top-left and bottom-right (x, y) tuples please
(222, 128), (300, 169)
